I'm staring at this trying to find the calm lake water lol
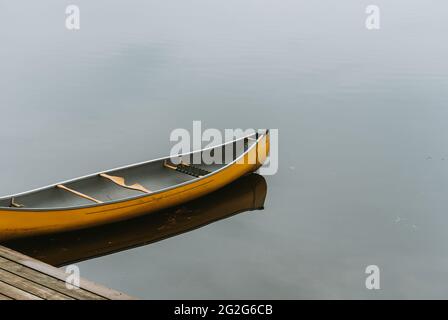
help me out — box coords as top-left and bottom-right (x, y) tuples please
(1, 1), (448, 299)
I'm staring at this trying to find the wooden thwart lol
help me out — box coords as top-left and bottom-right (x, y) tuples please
(99, 173), (151, 194)
(57, 184), (103, 204)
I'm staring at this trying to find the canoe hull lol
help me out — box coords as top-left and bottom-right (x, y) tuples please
(5, 174), (267, 267)
(0, 133), (269, 241)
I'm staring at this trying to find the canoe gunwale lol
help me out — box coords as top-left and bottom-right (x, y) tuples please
(0, 132), (268, 213)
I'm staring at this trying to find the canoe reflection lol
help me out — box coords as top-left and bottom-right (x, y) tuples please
(3, 174), (267, 267)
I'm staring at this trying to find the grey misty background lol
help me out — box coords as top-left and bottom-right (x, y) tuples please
(0, 0), (447, 298)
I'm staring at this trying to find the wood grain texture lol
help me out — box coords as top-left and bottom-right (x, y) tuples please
(0, 256), (103, 300)
(0, 280), (42, 300)
(0, 292), (13, 300)
(0, 268), (73, 300)
(0, 246), (134, 300)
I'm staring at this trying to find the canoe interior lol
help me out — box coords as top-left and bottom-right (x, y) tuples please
(0, 136), (258, 210)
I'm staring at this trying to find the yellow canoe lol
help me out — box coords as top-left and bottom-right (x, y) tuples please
(5, 173), (267, 266)
(0, 131), (270, 241)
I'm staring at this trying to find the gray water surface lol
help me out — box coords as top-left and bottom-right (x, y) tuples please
(1, 1), (448, 299)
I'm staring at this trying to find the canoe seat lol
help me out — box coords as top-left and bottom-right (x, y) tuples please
(99, 173), (152, 194)
(163, 160), (211, 178)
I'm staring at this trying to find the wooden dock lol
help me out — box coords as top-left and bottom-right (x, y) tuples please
(0, 246), (133, 300)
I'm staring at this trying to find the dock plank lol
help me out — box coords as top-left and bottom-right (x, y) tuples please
(0, 280), (42, 300)
(0, 246), (134, 300)
(0, 292), (13, 300)
(0, 268), (73, 300)
(0, 256), (105, 300)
